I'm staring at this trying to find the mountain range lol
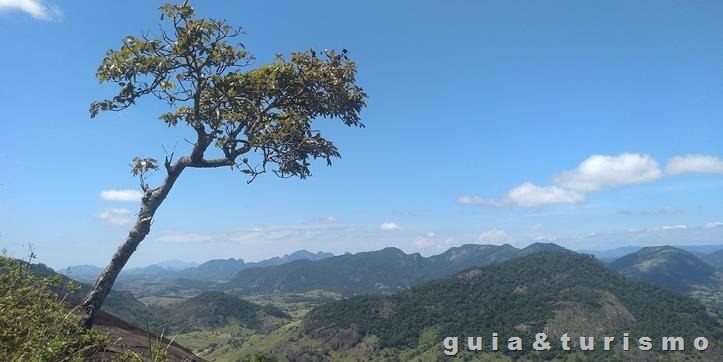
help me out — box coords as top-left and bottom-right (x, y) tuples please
(60, 249), (335, 282)
(223, 243), (571, 295)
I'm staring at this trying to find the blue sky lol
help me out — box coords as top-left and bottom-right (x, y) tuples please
(1, 0), (722, 268)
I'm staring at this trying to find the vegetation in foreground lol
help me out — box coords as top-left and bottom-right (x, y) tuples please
(0, 253), (202, 361)
(0, 254), (106, 361)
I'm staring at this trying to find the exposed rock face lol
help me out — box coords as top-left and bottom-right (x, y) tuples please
(543, 290), (636, 343)
(307, 325), (361, 351)
(458, 268), (482, 280)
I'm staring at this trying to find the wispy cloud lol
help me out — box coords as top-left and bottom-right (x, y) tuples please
(100, 189), (143, 202)
(456, 195), (506, 207)
(0, 0), (61, 21)
(532, 223), (723, 251)
(659, 224), (688, 230)
(155, 231), (214, 243)
(659, 206), (682, 214)
(413, 232), (438, 248)
(93, 208), (134, 226)
(478, 228), (514, 244)
(666, 154), (723, 175)
(378, 222), (401, 231)
(302, 216), (339, 225)
(146, 223), (413, 261)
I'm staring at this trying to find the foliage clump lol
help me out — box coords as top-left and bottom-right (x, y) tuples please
(0, 255), (107, 361)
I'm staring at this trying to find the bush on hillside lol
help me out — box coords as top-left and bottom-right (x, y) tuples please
(0, 255), (107, 361)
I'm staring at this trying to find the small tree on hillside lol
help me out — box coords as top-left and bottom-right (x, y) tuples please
(81, 1), (366, 328)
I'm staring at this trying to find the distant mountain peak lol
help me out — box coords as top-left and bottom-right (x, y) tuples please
(378, 246), (406, 254)
(523, 242), (569, 253)
(610, 245), (717, 291)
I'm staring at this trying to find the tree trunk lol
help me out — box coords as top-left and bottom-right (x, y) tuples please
(80, 163), (185, 329)
(79, 202), (155, 328)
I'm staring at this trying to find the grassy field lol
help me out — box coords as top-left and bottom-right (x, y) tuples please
(167, 290), (342, 360)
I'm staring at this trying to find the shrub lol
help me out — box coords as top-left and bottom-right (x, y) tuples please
(0, 255), (107, 361)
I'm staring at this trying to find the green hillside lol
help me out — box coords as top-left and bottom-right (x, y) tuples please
(610, 246), (720, 291)
(159, 291), (289, 333)
(15, 257), (162, 329)
(426, 242), (570, 278)
(302, 252), (723, 360)
(702, 250), (723, 270)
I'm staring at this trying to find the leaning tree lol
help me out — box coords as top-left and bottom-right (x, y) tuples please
(81, 2), (366, 328)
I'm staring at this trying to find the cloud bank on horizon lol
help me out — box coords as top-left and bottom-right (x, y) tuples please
(91, 151), (723, 261)
(458, 153), (723, 208)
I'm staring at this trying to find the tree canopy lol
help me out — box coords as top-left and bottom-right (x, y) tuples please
(91, 2), (366, 182)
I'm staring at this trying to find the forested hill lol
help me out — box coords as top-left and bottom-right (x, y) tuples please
(303, 252), (723, 360)
(702, 250), (723, 269)
(223, 243), (572, 295)
(158, 291), (290, 333)
(610, 246), (720, 291)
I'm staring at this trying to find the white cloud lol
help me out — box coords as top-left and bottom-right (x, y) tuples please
(100, 189), (143, 202)
(378, 222), (400, 231)
(554, 153), (662, 193)
(229, 228), (320, 242)
(456, 195), (505, 207)
(93, 208), (134, 226)
(302, 216), (340, 226)
(413, 232), (436, 248)
(704, 221), (723, 229)
(554, 225), (723, 251)
(458, 183), (584, 208)
(457, 153), (717, 209)
(506, 182), (585, 208)
(666, 154), (723, 175)
(660, 224), (688, 230)
(413, 233), (460, 252)
(152, 225), (337, 245)
(478, 228), (514, 244)
(533, 235), (559, 242)
(0, 0), (61, 20)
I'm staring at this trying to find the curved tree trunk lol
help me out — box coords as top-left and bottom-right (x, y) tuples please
(80, 163), (186, 329)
